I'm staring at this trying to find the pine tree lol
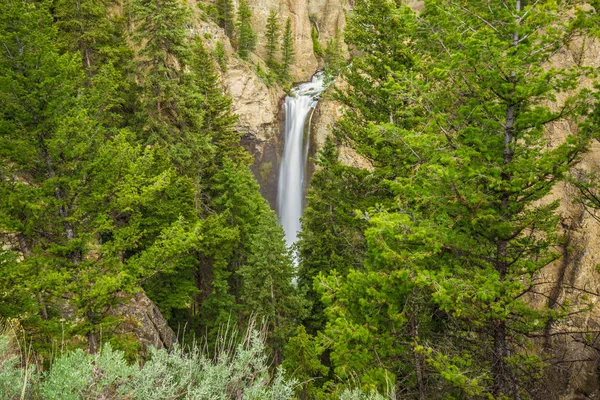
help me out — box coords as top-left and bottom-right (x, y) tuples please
(52, 0), (135, 127)
(323, 26), (344, 81)
(265, 9), (280, 68)
(200, 161), (304, 355)
(311, 25), (323, 58)
(236, 0), (256, 60)
(188, 37), (249, 165)
(52, 0), (132, 75)
(316, 0), (598, 397)
(214, 40), (227, 71)
(282, 326), (328, 399)
(279, 18), (295, 83)
(0, 0), (105, 353)
(0, 0), (194, 355)
(297, 137), (381, 333)
(130, 0), (213, 175)
(404, 1), (595, 396)
(215, 0), (235, 38)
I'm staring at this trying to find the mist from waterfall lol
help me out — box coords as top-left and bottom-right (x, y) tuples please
(277, 72), (327, 252)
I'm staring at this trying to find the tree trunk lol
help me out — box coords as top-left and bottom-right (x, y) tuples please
(491, 2), (521, 396)
(492, 320), (509, 397)
(87, 332), (99, 354)
(411, 316), (426, 400)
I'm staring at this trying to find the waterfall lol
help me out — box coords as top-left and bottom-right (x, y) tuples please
(277, 72), (327, 252)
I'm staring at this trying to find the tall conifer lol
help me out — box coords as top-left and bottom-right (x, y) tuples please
(309, 0), (599, 397)
(279, 18), (295, 82)
(236, 0), (256, 60)
(215, 0), (235, 38)
(265, 9), (280, 68)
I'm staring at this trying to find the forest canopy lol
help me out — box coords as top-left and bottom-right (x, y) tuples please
(1, 0), (600, 399)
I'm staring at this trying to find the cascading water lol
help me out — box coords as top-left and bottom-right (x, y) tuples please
(277, 72), (327, 252)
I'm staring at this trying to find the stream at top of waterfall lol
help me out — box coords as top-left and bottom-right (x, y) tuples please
(277, 72), (328, 258)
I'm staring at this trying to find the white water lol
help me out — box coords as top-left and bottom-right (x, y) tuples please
(277, 72), (327, 251)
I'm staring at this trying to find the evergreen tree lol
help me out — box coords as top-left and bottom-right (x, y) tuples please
(265, 9), (280, 68)
(129, 0), (298, 355)
(279, 18), (294, 83)
(0, 0), (108, 353)
(0, 0), (195, 355)
(297, 137), (382, 333)
(52, 0), (132, 75)
(311, 25), (323, 58)
(314, 0), (598, 398)
(214, 40), (227, 72)
(52, 0), (135, 128)
(215, 0), (235, 38)
(236, 0), (256, 60)
(282, 326), (328, 399)
(188, 37), (249, 165)
(130, 0), (213, 175)
(200, 161), (304, 356)
(323, 26), (344, 81)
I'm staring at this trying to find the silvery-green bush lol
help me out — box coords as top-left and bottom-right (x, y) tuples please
(0, 330), (297, 399)
(0, 336), (36, 399)
(0, 330), (383, 399)
(339, 388), (387, 400)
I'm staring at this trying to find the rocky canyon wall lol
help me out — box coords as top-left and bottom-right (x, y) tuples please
(191, 0), (347, 206)
(539, 35), (600, 399)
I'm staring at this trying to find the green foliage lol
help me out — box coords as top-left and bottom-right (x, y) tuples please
(215, 0), (235, 37)
(214, 40), (227, 71)
(130, 0), (215, 176)
(3, 0), (599, 397)
(297, 137), (384, 333)
(0, 336), (34, 399)
(236, 0), (256, 60)
(279, 18), (295, 83)
(1, 332), (298, 399)
(0, 330), (387, 399)
(0, 0), (296, 366)
(265, 9), (280, 68)
(0, 0), (160, 354)
(308, 0), (599, 398)
(283, 325), (328, 399)
(52, 0), (132, 75)
(198, 161), (305, 354)
(255, 63), (277, 87)
(40, 349), (95, 399)
(188, 37), (248, 166)
(571, 89), (600, 211)
(338, 389), (386, 400)
(323, 27), (344, 82)
(311, 25), (323, 58)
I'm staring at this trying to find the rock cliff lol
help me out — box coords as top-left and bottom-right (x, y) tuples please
(190, 0), (348, 206)
(113, 292), (178, 352)
(522, 34), (600, 399)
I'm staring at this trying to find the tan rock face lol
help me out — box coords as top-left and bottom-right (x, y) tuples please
(190, 8), (284, 143)
(248, 0), (318, 82)
(311, 86), (372, 171)
(190, 0), (349, 206)
(113, 292), (177, 352)
(196, 0), (347, 83)
(308, 0), (347, 50)
(247, 0), (348, 82)
(531, 35), (600, 400)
